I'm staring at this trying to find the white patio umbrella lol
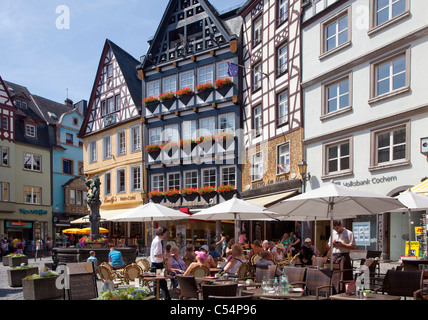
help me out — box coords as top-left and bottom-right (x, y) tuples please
(268, 182), (403, 269)
(190, 195), (280, 242)
(107, 201), (189, 236)
(395, 190), (428, 257)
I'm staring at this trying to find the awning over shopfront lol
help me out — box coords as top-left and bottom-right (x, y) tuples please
(410, 179), (428, 196)
(245, 190), (297, 208)
(70, 208), (131, 224)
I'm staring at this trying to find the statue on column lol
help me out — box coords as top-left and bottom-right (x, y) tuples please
(86, 174), (101, 239)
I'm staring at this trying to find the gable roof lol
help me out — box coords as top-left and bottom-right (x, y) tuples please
(79, 39), (142, 138)
(141, 0), (241, 70)
(0, 76), (15, 109)
(32, 94), (74, 125)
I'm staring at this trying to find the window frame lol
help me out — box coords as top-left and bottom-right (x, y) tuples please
(277, 90), (289, 127)
(0, 182), (10, 202)
(104, 171), (111, 196)
(218, 113), (235, 133)
(220, 166), (236, 186)
(149, 127), (162, 146)
(117, 130), (126, 156)
(321, 71), (353, 119)
(252, 62), (262, 92)
(370, 122), (410, 171)
(319, 6), (352, 59)
(102, 135), (112, 160)
(276, 43), (288, 77)
(180, 70), (194, 90)
(151, 174), (165, 192)
(131, 124), (141, 153)
(116, 168), (126, 194)
(322, 137), (353, 179)
(277, 143), (290, 175)
(369, 48), (410, 104)
(147, 79), (160, 98)
(167, 172), (181, 191)
(163, 75), (177, 93)
(368, 0), (410, 35)
(251, 152), (263, 182)
(62, 157), (74, 175)
(24, 186), (41, 205)
(25, 124), (36, 138)
(253, 105), (262, 137)
(198, 65), (214, 85)
(277, 0), (289, 26)
(1, 146), (9, 167)
(130, 165), (141, 192)
(89, 139), (97, 163)
(23, 153), (41, 172)
(253, 15), (263, 47)
(184, 170), (198, 189)
(202, 168), (217, 187)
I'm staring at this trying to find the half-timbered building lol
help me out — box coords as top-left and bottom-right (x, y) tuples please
(238, 0), (305, 240)
(137, 0), (243, 245)
(79, 39), (144, 246)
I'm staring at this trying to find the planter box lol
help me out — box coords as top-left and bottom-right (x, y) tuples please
(9, 256), (29, 267)
(22, 276), (63, 300)
(7, 267), (39, 287)
(2, 256), (10, 266)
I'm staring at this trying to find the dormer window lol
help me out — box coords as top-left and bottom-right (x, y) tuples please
(25, 124), (36, 137)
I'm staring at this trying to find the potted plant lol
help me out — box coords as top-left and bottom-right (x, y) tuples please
(217, 184), (236, 200)
(22, 268), (63, 300)
(143, 96), (160, 113)
(148, 190), (164, 203)
(176, 87), (194, 106)
(146, 144), (161, 160)
(195, 82), (214, 101)
(181, 187), (200, 202)
(215, 77), (233, 97)
(4, 253), (28, 267)
(97, 286), (153, 300)
(215, 132), (235, 150)
(159, 92), (176, 110)
(180, 139), (198, 155)
(161, 141), (179, 157)
(164, 189), (181, 203)
(198, 185), (217, 202)
(7, 264), (39, 287)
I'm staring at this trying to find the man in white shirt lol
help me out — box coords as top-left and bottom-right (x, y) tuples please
(150, 227), (171, 300)
(327, 220), (356, 293)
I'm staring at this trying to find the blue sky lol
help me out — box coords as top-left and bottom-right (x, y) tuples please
(0, 0), (244, 105)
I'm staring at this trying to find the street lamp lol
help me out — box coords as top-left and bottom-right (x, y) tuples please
(298, 159), (311, 193)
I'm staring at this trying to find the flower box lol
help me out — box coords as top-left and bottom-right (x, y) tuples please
(143, 97), (160, 113)
(215, 132), (235, 150)
(161, 141), (179, 157)
(8, 255), (29, 267)
(165, 189), (181, 203)
(148, 190), (164, 203)
(159, 92), (176, 110)
(215, 78), (233, 97)
(146, 144), (161, 160)
(7, 266), (39, 287)
(22, 275), (63, 300)
(181, 188), (199, 202)
(217, 184), (236, 200)
(196, 83), (214, 102)
(176, 88), (194, 106)
(180, 139), (198, 155)
(198, 186), (217, 202)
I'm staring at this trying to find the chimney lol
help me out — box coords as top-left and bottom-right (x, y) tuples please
(65, 98), (73, 107)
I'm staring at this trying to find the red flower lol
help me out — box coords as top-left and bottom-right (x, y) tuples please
(195, 83), (213, 92)
(215, 77), (232, 89)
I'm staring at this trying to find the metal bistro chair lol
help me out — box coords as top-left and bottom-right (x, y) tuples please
(176, 275), (201, 300)
(255, 265), (277, 283)
(201, 283), (238, 300)
(283, 266), (306, 289)
(189, 265), (210, 277)
(374, 270), (423, 300)
(183, 257), (195, 268)
(123, 263), (143, 285)
(136, 258), (151, 273)
(294, 268), (333, 300)
(97, 265), (123, 287)
(236, 262), (254, 280)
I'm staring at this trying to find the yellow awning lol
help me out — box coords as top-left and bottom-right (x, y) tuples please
(70, 208), (131, 224)
(410, 179), (428, 195)
(245, 190), (298, 208)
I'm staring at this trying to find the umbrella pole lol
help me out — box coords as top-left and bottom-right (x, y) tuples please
(330, 217), (334, 270)
(408, 209), (412, 257)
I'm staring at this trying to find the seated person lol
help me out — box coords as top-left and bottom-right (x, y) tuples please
(183, 251), (211, 276)
(199, 245), (216, 268)
(208, 244), (221, 259)
(222, 244), (247, 276)
(87, 250), (98, 267)
(182, 243), (196, 261)
(274, 243), (286, 261)
(108, 247), (125, 270)
(248, 240), (264, 261)
(167, 245), (187, 293)
(292, 245), (316, 267)
(255, 251), (282, 277)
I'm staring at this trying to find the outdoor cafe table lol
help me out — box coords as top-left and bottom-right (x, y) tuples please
(241, 287), (304, 299)
(329, 292), (401, 301)
(139, 274), (171, 300)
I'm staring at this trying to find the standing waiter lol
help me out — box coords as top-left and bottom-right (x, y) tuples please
(150, 227), (171, 300)
(326, 220), (356, 293)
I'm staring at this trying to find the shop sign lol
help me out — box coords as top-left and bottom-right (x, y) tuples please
(103, 195), (137, 204)
(337, 175), (398, 188)
(6, 221), (33, 229)
(352, 222), (371, 246)
(19, 209), (48, 215)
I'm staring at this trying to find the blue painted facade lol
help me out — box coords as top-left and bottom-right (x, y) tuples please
(52, 108), (86, 219)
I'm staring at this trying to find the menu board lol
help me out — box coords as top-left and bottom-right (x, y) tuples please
(352, 222), (371, 246)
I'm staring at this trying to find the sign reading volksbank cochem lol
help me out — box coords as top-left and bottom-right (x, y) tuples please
(336, 175), (397, 188)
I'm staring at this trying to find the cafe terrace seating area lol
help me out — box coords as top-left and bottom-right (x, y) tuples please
(95, 248), (428, 300)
